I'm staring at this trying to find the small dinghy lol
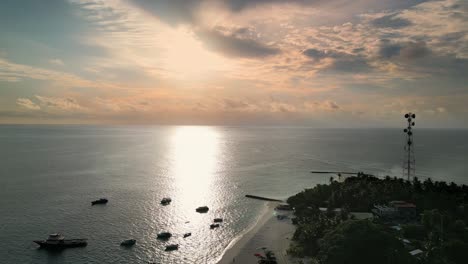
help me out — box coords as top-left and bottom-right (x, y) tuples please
(210, 223), (220, 229)
(91, 198), (108, 205)
(120, 239), (136, 247)
(214, 218), (223, 223)
(157, 232), (172, 239)
(165, 244), (179, 251)
(196, 206), (209, 213)
(183, 233), (191, 238)
(161, 198), (172, 205)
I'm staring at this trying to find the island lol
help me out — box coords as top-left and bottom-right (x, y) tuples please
(286, 173), (468, 264)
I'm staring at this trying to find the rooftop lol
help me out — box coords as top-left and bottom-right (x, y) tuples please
(409, 249), (423, 256)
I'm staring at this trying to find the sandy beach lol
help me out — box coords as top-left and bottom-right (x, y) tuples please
(218, 202), (296, 264)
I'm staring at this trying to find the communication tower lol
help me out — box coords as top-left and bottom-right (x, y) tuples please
(403, 113), (416, 181)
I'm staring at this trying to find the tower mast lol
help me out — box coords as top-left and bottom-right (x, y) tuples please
(403, 113), (416, 181)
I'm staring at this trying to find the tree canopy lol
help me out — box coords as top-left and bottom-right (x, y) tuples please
(318, 220), (414, 264)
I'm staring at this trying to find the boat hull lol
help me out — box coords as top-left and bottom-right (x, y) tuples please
(34, 239), (88, 249)
(91, 200), (108, 205)
(120, 239), (136, 246)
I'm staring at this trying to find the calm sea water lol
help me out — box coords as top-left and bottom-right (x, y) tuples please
(0, 125), (467, 263)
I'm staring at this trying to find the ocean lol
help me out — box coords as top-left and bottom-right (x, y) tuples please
(0, 125), (467, 263)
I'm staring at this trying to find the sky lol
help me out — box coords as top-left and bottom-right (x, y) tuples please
(0, 0), (467, 127)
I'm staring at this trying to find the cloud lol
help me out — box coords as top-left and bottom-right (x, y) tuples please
(35, 96), (86, 112)
(93, 97), (153, 112)
(49, 59), (65, 66)
(0, 57), (118, 89)
(370, 14), (412, 29)
(223, 98), (250, 110)
(329, 58), (371, 73)
(305, 100), (340, 111)
(3, 0), (468, 127)
(128, 0), (430, 26)
(400, 41), (430, 59)
(378, 40), (430, 60)
(378, 40), (402, 58)
(302, 49), (340, 60)
(16, 98), (40, 110)
(302, 48), (371, 73)
(128, 0), (201, 25)
(128, 0), (313, 25)
(197, 27), (280, 58)
(268, 102), (297, 113)
(224, 0), (311, 12)
(437, 107), (447, 113)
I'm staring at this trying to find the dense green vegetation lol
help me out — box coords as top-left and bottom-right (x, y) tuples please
(318, 220), (413, 264)
(286, 174), (468, 264)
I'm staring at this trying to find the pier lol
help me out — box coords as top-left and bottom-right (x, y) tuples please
(310, 171), (358, 175)
(245, 195), (283, 202)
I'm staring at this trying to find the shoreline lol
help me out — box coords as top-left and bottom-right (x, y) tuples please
(217, 201), (295, 264)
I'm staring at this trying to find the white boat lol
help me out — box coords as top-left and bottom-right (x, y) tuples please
(33, 233), (87, 249)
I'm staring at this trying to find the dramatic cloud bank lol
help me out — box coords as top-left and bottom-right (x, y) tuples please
(0, 0), (467, 127)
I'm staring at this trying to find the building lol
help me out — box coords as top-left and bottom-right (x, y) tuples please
(372, 201), (417, 223)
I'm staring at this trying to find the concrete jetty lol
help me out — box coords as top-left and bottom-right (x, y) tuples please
(245, 195), (283, 202)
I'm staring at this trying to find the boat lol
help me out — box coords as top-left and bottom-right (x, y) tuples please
(214, 218), (223, 223)
(120, 239), (136, 246)
(210, 223), (220, 229)
(91, 198), (108, 205)
(196, 206), (209, 213)
(275, 204), (293, 211)
(157, 232), (172, 239)
(160, 198), (172, 205)
(183, 233), (191, 238)
(33, 233), (87, 249)
(165, 244), (179, 251)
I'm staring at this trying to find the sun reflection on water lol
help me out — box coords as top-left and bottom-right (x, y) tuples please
(169, 126), (222, 209)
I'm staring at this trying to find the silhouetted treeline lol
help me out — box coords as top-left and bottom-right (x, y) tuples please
(286, 174), (468, 264)
(288, 174), (468, 215)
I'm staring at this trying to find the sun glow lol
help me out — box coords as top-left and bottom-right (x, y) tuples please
(163, 28), (229, 78)
(170, 126), (221, 205)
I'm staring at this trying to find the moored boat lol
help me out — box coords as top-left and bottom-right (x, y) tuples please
(275, 203), (293, 211)
(195, 206), (209, 213)
(183, 232), (191, 238)
(165, 244), (179, 251)
(214, 218), (223, 223)
(120, 239), (136, 246)
(33, 233), (87, 249)
(210, 223), (220, 229)
(91, 198), (108, 205)
(157, 232), (172, 239)
(160, 198), (172, 205)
